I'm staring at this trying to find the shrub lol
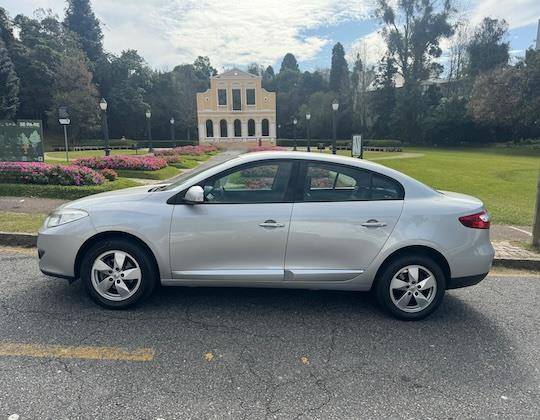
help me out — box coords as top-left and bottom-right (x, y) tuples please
(99, 168), (118, 181)
(161, 155), (183, 164)
(247, 145), (287, 152)
(74, 155), (167, 171)
(363, 139), (402, 147)
(0, 162), (105, 186)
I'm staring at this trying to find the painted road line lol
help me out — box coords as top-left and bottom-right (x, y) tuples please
(508, 226), (533, 236)
(0, 342), (154, 362)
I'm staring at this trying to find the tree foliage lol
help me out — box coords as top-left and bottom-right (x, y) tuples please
(466, 17), (509, 77)
(0, 38), (19, 118)
(64, 0), (103, 62)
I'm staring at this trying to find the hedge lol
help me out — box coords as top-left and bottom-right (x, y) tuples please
(74, 155), (167, 171)
(0, 162), (105, 186)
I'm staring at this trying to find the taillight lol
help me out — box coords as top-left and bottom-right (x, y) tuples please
(459, 210), (491, 229)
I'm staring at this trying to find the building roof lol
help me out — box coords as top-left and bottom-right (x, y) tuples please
(212, 68), (260, 80)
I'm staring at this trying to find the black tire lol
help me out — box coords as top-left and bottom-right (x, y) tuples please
(375, 254), (446, 320)
(80, 238), (158, 309)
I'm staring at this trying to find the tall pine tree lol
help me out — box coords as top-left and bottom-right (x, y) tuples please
(0, 38), (19, 119)
(280, 53), (299, 73)
(329, 42), (349, 95)
(64, 0), (103, 63)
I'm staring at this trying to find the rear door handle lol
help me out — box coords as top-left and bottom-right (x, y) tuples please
(361, 220), (387, 228)
(259, 219), (285, 228)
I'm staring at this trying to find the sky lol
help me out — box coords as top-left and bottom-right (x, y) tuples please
(2, 0), (539, 72)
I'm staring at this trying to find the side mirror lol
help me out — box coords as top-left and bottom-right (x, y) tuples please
(184, 185), (204, 204)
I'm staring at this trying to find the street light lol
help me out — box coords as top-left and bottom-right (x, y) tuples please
(99, 98), (110, 156)
(306, 112), (311, 152)
(293, 118), (298, 151)
(332, 99), (339, 155)
(170, 117), (175, 146)
(145, 109), (153, 153)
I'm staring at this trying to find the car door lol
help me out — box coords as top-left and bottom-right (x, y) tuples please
(284, 160), (404, 282)
(169, 159), (296, 283)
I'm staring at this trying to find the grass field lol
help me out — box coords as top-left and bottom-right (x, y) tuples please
(361, 147), (539, 225)
(0, 212), (46, 233)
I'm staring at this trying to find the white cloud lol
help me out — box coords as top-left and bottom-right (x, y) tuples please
(347, 30), (386, 67)
(468, 0), (540, 29)
(95, 0), (370, 70)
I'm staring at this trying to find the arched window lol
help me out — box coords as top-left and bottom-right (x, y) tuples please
(234, 119), (242, 137)
(220, 119), (228, 137)
(206, 120), (214, 138)
(247, 119), (255, 137)
(262, 119), (269, 136)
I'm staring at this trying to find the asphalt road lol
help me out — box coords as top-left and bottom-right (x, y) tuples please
(0, 248), (538, 419)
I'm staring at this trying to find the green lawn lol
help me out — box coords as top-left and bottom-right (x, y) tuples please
(0, 212), (46, 233)
(0, 178), (141, 200)
(363, 147), (539, 225)
(116, 166), (181, 180)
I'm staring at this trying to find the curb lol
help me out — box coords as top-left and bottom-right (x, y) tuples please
(1, 231), (539, 271)
(0, 232), (37, 248)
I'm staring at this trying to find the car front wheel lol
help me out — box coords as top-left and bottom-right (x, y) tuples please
(81, 239), (157, 309)
(375, 255), (446, 320)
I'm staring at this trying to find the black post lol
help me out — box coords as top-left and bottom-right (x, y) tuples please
(147, 117), (153, 153)
(293, 122), (297, 151)
(170, 121), (175, 144)
(307, 118), (311, 152)
(102, 110), (110, 156)
(332, 110), (337, 155)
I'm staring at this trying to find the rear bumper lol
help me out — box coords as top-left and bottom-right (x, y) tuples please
(447, 272), (488, 290)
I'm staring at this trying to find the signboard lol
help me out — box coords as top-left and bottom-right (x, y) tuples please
(59, 118), (71, 125)
(0, 120), (44, 162)
(352, 134), (363, 158)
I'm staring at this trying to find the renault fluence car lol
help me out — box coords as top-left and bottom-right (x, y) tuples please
(38, 151), (494, 320)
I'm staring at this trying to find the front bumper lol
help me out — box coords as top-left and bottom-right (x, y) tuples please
(38, 217), (96, 279)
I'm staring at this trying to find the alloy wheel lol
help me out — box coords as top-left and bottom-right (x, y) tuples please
(91, 250), (142, 301)
(389, 265), (437, 313)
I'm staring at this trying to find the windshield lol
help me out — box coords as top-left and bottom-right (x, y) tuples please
(162, 155), (240, 191)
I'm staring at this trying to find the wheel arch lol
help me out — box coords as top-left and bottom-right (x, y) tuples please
(74, 231), (161, 280)
(372, 245), (451, 290)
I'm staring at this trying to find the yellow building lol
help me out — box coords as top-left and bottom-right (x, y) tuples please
(196, 68), (276, 144)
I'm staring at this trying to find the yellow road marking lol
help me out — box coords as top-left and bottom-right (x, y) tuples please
(0, 342), (154, 362)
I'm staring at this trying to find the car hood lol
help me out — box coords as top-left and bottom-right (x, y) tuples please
(59, 184), (167, 212)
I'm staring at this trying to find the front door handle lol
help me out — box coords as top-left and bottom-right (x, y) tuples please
(259, 219), (285, 228)
(361, 220), (387, 228)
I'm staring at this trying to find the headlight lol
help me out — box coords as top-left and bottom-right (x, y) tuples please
(46, 209), (88, 228)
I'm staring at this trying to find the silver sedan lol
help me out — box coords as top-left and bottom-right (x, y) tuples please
(38, 151), (494, 320)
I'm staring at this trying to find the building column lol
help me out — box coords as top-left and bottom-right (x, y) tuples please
(241, 120), (248, 140)
(270, 121), (276, 139)
(228, 121), (234, 140)
(256, 120), (262, 137)
(213, 120), (219, 140)
(198, 123), (205, 141)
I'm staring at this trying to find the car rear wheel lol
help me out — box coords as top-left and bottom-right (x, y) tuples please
(81, 239), (157, 309)
(375, 255), (446, 320)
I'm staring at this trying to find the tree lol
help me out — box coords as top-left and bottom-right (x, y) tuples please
(64, 0), (103, 62)
(375, 0), (454, 142)
(279, 53), (299, 73)
(262, 65), (275, 90)
(369, 56), (397, 138)
(48, 50), (100, 141)
(247, 63), (264, 76)
(329, 42), (349, 95)
(0, 38), (19, 118)
(193, 56), (217, 80)
(466, 17), (509, 77)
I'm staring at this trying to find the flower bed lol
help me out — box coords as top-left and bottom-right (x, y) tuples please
(154, 145), (218, 156)
(247, 145), (287, 152)
(0, 162), (105, 186)
(99, 168), (118, 181)
(74, 155), (167, 171)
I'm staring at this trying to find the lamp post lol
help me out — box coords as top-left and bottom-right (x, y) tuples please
(306, 112), (311, 152)
(170, 117), (175, 146)
(332, 99), (339, 155)
(99, 98), (110, 156)
(145, 109), (153, 152)
(293, 118), (298, 151)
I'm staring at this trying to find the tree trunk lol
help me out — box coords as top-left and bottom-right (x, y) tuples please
(533, 172), (540, 249)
